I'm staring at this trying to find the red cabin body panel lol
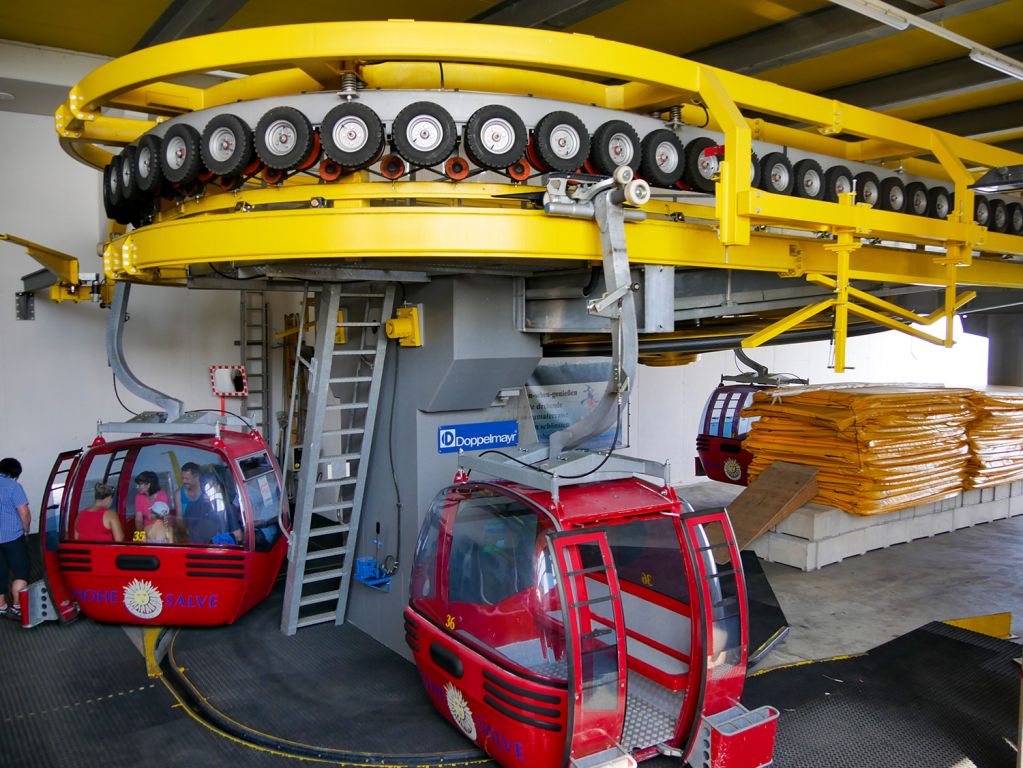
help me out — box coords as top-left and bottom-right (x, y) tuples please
(41, 429), (288, 626)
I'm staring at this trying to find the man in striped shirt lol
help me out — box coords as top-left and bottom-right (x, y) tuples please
(0, 457), (31, 621)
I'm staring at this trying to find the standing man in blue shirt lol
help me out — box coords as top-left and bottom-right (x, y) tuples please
(0, 457), (32, 621)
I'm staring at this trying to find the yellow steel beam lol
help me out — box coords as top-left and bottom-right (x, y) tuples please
(741, 298), (837, 349)
(57, 21), (1023, 174)
(99, 200), (1023, 289)
(698, 68), (751, 247)
(846, 303), (946, 346)
(1, 234), (79, 285)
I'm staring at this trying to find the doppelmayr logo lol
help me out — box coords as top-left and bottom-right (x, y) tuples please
(437, 420), (519, 454)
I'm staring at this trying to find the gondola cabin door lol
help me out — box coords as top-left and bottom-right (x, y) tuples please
(549, 530), (632, 768)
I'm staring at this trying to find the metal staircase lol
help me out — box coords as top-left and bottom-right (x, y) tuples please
(281, 282), (396, 634)
(240, 291), (272, 437)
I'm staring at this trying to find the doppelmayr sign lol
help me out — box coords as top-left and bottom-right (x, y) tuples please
(437, 420), (519, 454)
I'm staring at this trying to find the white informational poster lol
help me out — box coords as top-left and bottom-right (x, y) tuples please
(526, 358), (629, 450)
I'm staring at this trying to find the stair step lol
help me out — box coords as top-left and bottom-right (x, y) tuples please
(332, 349), (378, 356)
(315, 478), (358, 488)
(336, 321), (380, 328)
(297, 612), (337, 629)
(326, 403), (369, 411)
(309, 522), (350, 535)
(307, 546), (347, 561)
(302, 568), (344, 584)
(299, 590), (340, 607)
(320, 428), (364, 438)
(329, 376), (373, 384)
(316, 453), (361, 464)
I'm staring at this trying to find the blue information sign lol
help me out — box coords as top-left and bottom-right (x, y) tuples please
(438, 420), (519, 454)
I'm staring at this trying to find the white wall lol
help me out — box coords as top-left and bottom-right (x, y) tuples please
(0, 110), (242, 520)
(628, 320), (988, 485)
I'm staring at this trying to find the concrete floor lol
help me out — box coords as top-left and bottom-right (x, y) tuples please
(679, 480), (1023, 668)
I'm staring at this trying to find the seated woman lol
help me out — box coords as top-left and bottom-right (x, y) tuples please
(75, 483), (125, 542)
(143, 501), (175, 544)
(133, 470), (171, 530)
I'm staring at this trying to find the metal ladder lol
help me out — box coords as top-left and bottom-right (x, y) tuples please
(240, 291), (271, 437)
(281, 282), (396, 634)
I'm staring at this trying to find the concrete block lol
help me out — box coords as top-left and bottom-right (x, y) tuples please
(991, 497), (1010, 520)
(750, 537), (770, 560)
(863, 521), (891, 552)
(955, 501), (998, 529)
(817, 529), (866, 568)
(982, 487), (996, 503)
(994, 483), (1011, 501)
(930, 509), (955, 536)
(768, 533), (817, 571)
(961, 489), (982, 506)
(941, 496), (958, 512)
(1010, 494), (1023, 517)
(1012, 481), (1023, 497)
(774, 508), (815, 539)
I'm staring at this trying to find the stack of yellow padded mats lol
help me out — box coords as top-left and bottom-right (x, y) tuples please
(743, 385), (974, 515)
(965, 387), (1023, 488)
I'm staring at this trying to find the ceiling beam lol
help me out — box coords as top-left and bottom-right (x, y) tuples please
(687, 0), (1003, 76)
(820, 42), (1023, 111)
(132, 0), (247, 51)
(470, 0), (625, 29)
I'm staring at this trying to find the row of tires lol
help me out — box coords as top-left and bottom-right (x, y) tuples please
(102, 100), (1023, 237)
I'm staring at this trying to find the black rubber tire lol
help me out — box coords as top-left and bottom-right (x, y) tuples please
(463, 105), (526, 170)
(108, 154), (125, 208)
(639, 129), (685, 187)
(102, 163), (118, 220)
(854, 171), (881, 208)
(532, 111), (590, 173)
(320, 102), (385, 169)
(255, 106), (313, 171)
(201, 114), (254, 176)
(682, 136), (718, 193)
(905, 181), (928, 216)
(589, 120), (641, 175)
(988, 198), (1008, 233)
(823, 165), (853, 203)
(878, 177), (906, 212)
(974, 195), (991, 228)
(757, 152), (794, 195)
(119, 145), (141, 201)
(750, 152), (761, 188)
(792, 158), (825, 200)
(161, 123), (202, 184)
(927, 186), (951, 220)
(1006, 202), (1023, 236)
(391, 101), (458, 168)
(135, 133), (163, 194)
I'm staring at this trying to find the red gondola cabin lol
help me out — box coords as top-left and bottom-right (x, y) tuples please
(405, 475), (777, 768)
(40, 429), (288, 626)
(695, 385), (766, 486)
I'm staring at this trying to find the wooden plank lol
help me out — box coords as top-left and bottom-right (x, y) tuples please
(727, 461), (818, 549)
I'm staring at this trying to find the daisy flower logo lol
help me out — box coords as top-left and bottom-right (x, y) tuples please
(123, 578), (164, 620)
(723, 457), (742, 482)
(444, 682), (476, 740)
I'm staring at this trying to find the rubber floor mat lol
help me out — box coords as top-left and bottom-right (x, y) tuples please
(0, 614), (293, 768)
(168, 586), (489, 762)
(743, 621), (1021, 768)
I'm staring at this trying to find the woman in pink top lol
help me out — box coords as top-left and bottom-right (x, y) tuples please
(134, 471), (171, 530)
(75, 483), (125, 542)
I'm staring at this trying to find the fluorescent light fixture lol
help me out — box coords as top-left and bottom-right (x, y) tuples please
(968, 49), (1023, 82)
(829, 0), (909, 30)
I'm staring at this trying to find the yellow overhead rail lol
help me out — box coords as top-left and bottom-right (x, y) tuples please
(50, 20), (1023, 369)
